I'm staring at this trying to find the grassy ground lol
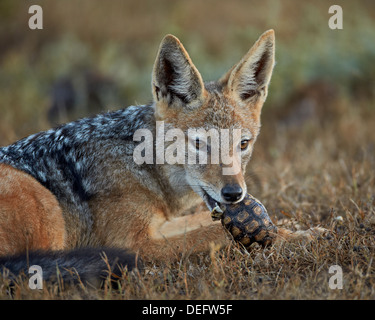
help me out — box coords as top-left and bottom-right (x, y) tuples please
(1, 101), (374, 300)
(0, 0), (374, 299)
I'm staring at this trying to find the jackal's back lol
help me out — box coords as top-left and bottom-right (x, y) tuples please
(0, 105), (155, 246)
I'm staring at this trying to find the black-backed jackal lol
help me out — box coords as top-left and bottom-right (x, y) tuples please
(0, 30), (325, 284)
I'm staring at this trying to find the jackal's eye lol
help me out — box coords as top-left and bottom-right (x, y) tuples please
(240, 139), (250, 150)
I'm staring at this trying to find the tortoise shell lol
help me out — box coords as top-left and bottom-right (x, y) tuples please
(211, 193), (278, 248)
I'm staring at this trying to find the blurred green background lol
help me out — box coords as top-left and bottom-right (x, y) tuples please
(0, 0), (374, 146)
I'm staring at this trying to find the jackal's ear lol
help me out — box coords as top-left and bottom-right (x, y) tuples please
(152, 35), (205, 110)
(222, 30), (275, 104)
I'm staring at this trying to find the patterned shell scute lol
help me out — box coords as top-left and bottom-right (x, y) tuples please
(221, 193), (277, 248)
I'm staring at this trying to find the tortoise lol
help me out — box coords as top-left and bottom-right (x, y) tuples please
(211, 193), (278, 248)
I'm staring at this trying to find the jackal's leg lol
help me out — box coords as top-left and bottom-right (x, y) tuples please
(89, 183), (230, 261)
(141, 215), (329, 260)
(275, 226), (329, 243)
(141, 211), (228, 261)
(0, 164), (66, 256)
(95, 204), (228, 262)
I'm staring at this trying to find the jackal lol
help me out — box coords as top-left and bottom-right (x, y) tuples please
(0, 30), (324, 284)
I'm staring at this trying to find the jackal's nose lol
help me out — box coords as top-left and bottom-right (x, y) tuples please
(221, 184), (243, 203)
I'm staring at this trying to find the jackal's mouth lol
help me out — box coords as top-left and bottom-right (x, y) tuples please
(201, 188), (220, 212)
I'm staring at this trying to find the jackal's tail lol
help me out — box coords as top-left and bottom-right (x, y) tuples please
(0, 247), (141, 288)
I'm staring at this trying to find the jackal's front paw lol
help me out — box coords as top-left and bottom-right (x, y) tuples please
(294, 227), (331, 241)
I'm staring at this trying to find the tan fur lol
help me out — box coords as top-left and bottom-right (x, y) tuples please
(0, 164), (65, 256)
(275, 227), (328, 243)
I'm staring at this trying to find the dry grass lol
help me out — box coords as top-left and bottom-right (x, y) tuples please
(0, 0), (375, 300)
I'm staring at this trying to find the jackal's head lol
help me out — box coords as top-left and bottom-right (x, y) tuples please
(151, 30), (275, 209)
